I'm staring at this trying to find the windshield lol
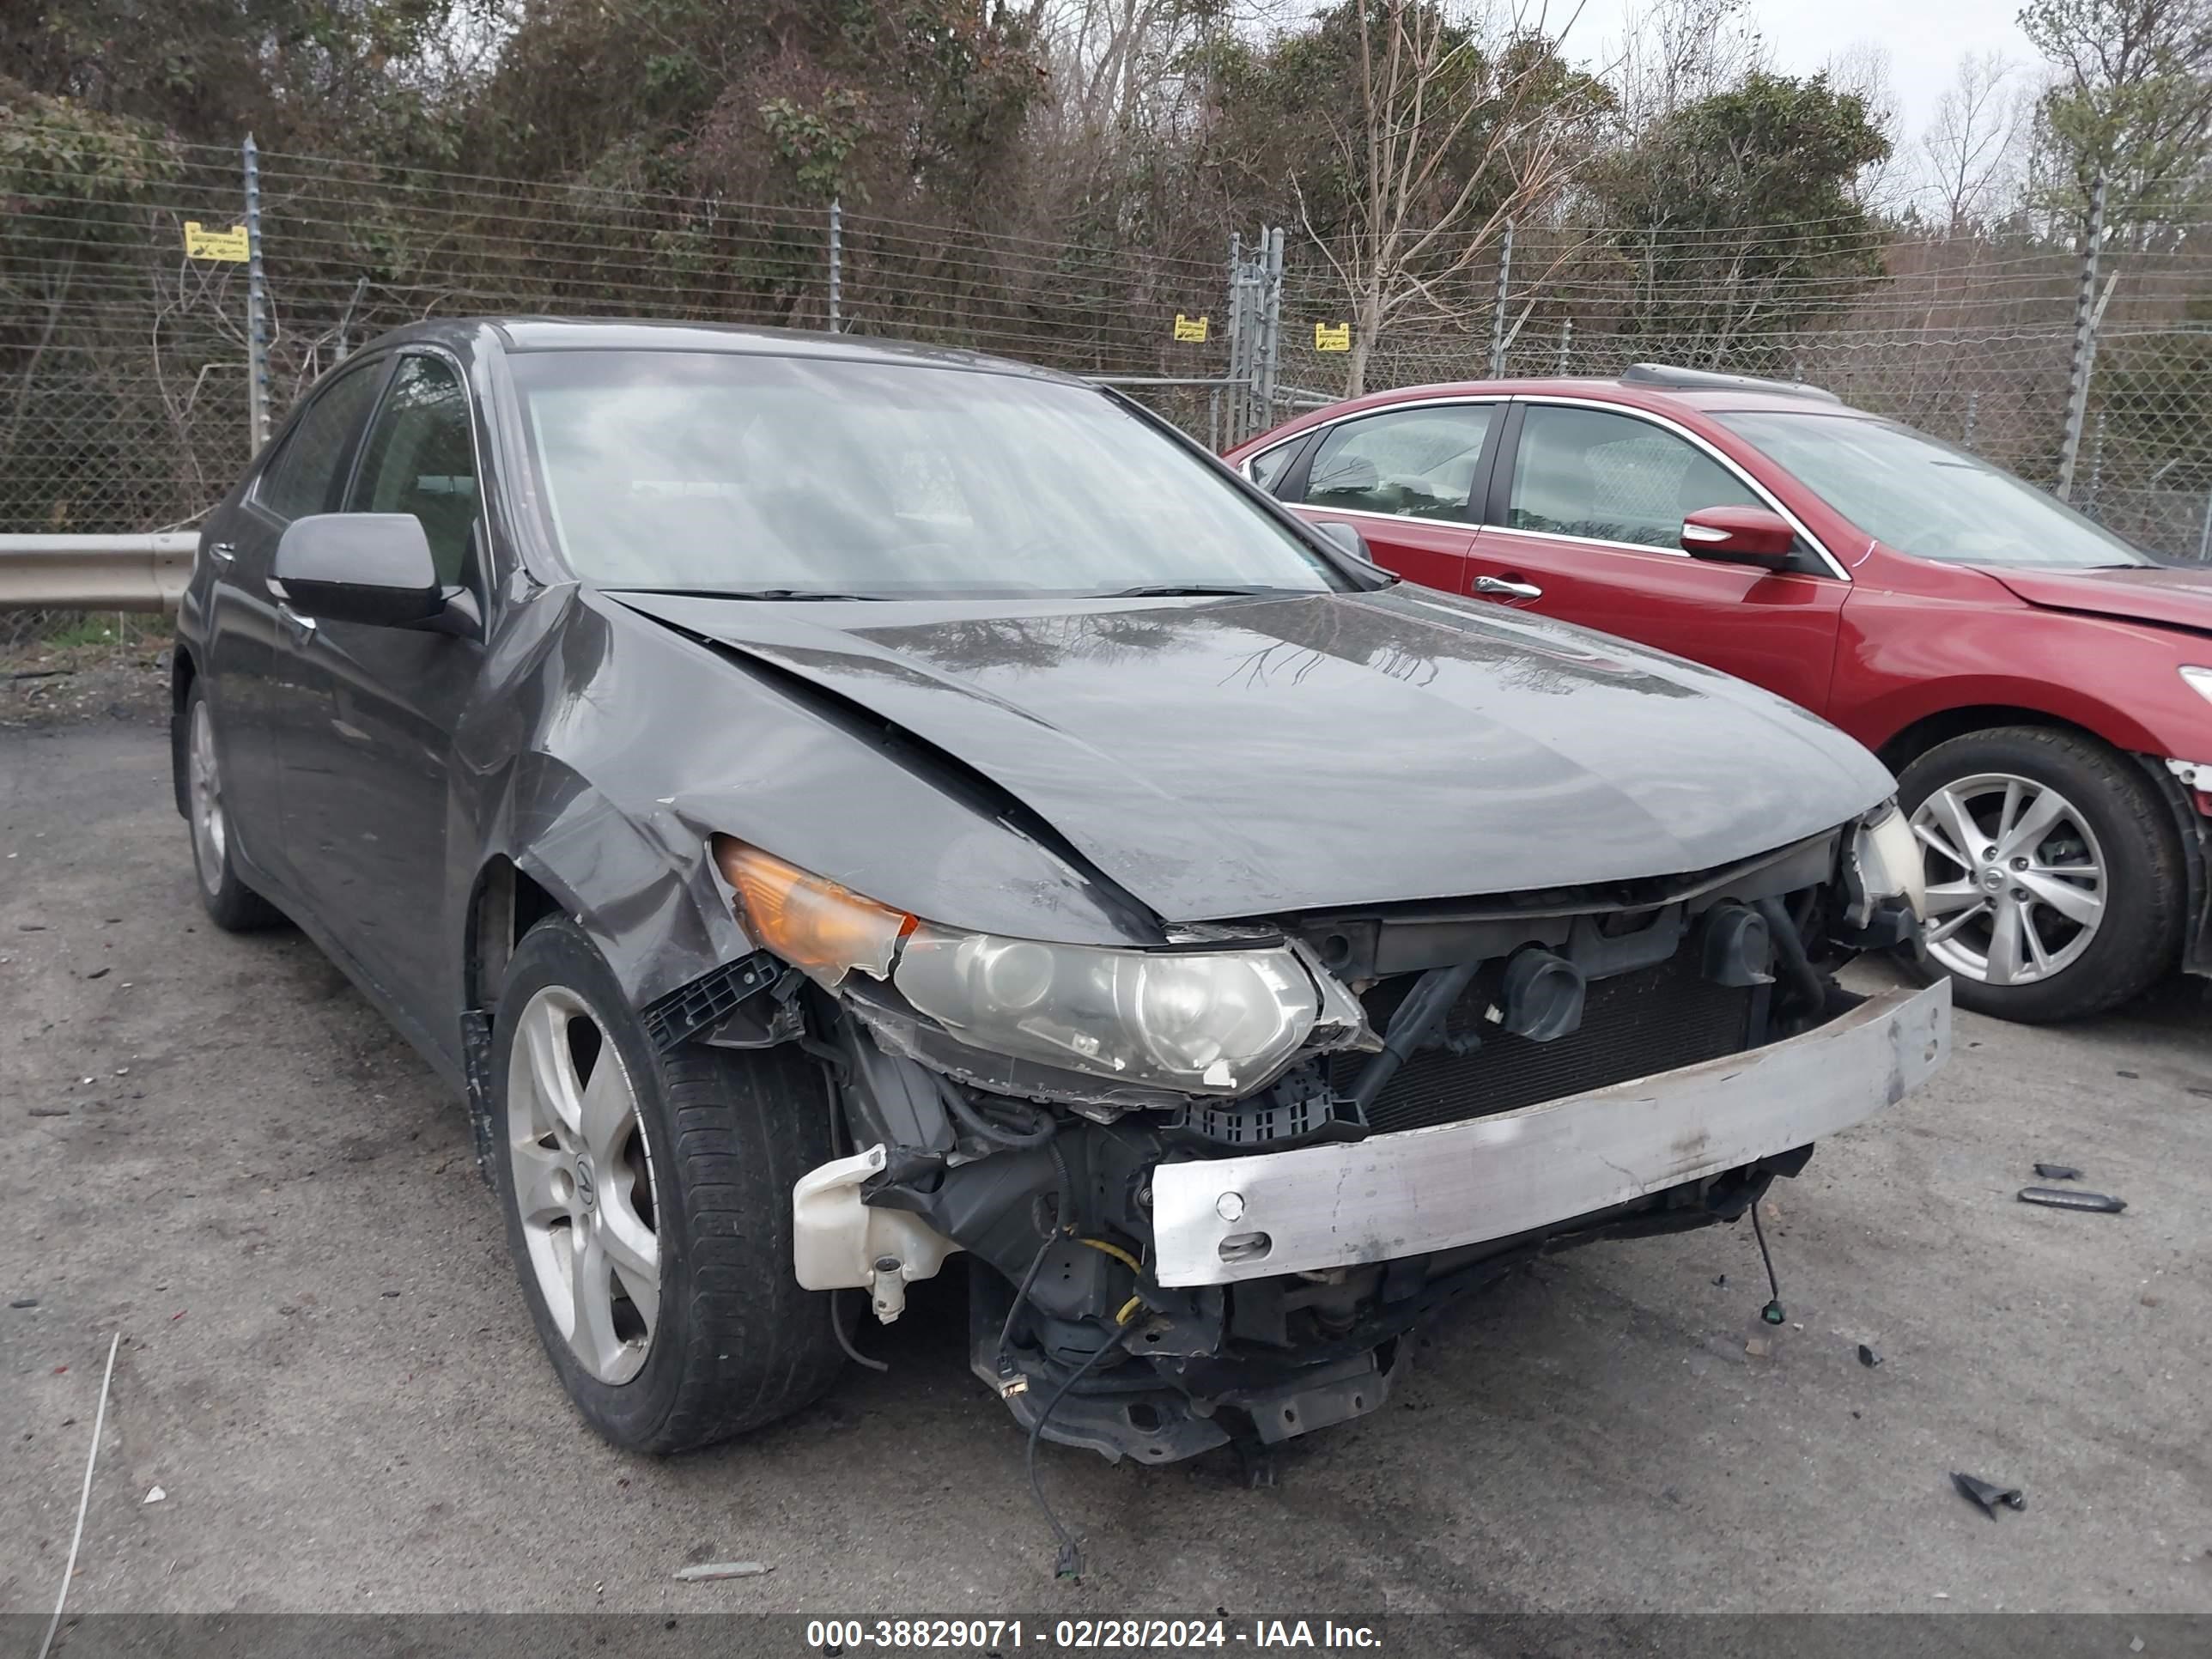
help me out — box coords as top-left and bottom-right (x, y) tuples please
(508, 349), (1345, 597)
(1716, 410), (2154, 569)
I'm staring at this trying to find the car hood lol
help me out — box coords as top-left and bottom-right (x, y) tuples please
(612, 586), (1893, 925)
(1979, 563), (2212, 634)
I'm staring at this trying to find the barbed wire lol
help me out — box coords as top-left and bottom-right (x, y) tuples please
(4, 130), (2209, 562)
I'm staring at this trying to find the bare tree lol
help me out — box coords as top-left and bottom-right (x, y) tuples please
(1303, 0), (1600, 396)
(1919, 51), (2028, 230)
(1609, 0), (1765, 128)
(1824, 40), (1907, 211)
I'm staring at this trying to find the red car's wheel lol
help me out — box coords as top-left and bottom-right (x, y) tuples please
(1899, 726), (2185, 1023)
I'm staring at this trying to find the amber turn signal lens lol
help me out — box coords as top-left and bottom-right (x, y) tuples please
(711, 837), (914, 981)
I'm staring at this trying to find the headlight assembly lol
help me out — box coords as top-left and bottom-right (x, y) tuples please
(1852, 799), (1926, 921)
(891, 925), (1317, 1094)
(712, 837), (1323, 1095)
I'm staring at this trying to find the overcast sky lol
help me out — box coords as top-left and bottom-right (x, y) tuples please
(1562, 0), (2041, 142)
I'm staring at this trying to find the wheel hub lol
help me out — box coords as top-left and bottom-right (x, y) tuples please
(1911, 771), (2107, 990)
(506, 987), (660, 1385)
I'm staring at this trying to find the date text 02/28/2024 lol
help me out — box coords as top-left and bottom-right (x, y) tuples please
(804, 1620), (1383, 1650)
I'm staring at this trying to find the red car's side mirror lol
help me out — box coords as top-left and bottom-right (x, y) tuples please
(1680, 506), (1796, 571)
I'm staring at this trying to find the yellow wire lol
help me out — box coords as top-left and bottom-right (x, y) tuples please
(1115, 1296), (1145, 1327)
(1073, 1237), (1142, 1276)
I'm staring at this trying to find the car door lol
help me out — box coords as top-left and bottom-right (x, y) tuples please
(206, 357), (390, 899)
(269, 349), (487, 1038)
(1273, 402), (1501, 592)
(1468, 400), (1848, 715)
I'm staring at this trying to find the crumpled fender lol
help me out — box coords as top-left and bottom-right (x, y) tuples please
(459, 584), (1152, 1018)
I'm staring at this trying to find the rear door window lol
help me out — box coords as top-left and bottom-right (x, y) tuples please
(256, 362), (385, 522)
(1297, 405), (1494, 521)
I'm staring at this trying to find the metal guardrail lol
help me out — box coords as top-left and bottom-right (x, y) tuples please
(0, 532), (199, 612)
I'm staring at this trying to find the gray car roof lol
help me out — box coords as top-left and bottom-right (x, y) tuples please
(354, 315), (1079, 381)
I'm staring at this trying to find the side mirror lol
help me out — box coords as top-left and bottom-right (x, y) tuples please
(1309, 520), (1362, 566)
(274, 513), (447, 628)
(1680, 506), (1796, 571)
(1312, 519), (1376, 564)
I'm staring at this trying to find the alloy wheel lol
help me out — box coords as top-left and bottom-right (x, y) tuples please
(507, 987), (662, 1385)
(187, 698), (228, 899)
(1911, 772), (2106, 988)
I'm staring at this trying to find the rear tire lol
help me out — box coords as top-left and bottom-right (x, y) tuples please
(1897, 726), (2182, 1023)
(179, 683), (283, 933)
(490, 916), (847, 1453)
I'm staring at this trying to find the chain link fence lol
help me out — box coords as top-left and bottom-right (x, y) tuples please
(6, 122), (2212, 649)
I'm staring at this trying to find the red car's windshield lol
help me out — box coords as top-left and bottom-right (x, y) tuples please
(1717, 410), (2155, 569)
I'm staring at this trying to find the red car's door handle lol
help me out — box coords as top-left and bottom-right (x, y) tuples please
(1475, 574), (1543, 601)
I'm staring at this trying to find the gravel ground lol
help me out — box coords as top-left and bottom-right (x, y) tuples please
(2, 717), (2208, 1625)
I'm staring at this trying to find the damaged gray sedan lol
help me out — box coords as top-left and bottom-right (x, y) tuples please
(171, 319), (1949, 1490)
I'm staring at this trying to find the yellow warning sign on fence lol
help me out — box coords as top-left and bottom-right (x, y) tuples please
(184, 222), (250, 262)
(1314, 322), (1352, 352)
(1172, 313), (1209, 343)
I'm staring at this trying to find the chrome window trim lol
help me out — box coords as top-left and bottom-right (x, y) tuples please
(1505, 395), (1850, 582)
(1288, 501), (1479, 532)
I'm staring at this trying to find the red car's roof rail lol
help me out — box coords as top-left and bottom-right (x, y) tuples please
(1620, 362), (1843, 404)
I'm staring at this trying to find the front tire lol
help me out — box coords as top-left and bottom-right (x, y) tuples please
(1898, 726), (2183, 1023)
(490, 916), (847, 1453)
(179, 683), (283, 932)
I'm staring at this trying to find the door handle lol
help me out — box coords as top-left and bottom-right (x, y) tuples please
(207, 541), (237, 567)
(1476, 574), (1543, 600)
(277, 601), (318, 642)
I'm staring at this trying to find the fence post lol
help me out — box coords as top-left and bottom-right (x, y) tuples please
(2199, 489), (2212, 563)
(1487, 220), (1515, 377)
(1225, 232), (1254, 446)
(244, 134), (270, 453)
(828, 198), (842, 332)
(1224, 232), (1241, 445)
(1963, 391), (1978, 450)
(1256, 227), (1284, 432)
(2057, 170), (2108, 501)
(333, 276), (367, 363)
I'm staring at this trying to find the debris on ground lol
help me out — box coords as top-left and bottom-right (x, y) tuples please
(1857, 1344), (1882, 1368)
(672, 1561), (772, 1582)
(84, 967), (110, 981)
(2033, 1163), (2081, 1181)
(143, 1486), (166, 1505)
(9, 1297), (37, 1309)
(2019, 1187), (2126, 1214)
(1744, 1336), (1771, 1357)
(1951, 1472), (2026, 1517)
(1711, 1274), (1727, 1287)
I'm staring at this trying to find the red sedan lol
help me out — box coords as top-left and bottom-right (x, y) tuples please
(1227, 363), (2212, 1022)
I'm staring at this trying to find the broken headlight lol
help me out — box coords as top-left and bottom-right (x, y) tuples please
(711, 837), (1320, 1094)
(1852, 799), (1926, 921)
(891, 925), (1318, 1095)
